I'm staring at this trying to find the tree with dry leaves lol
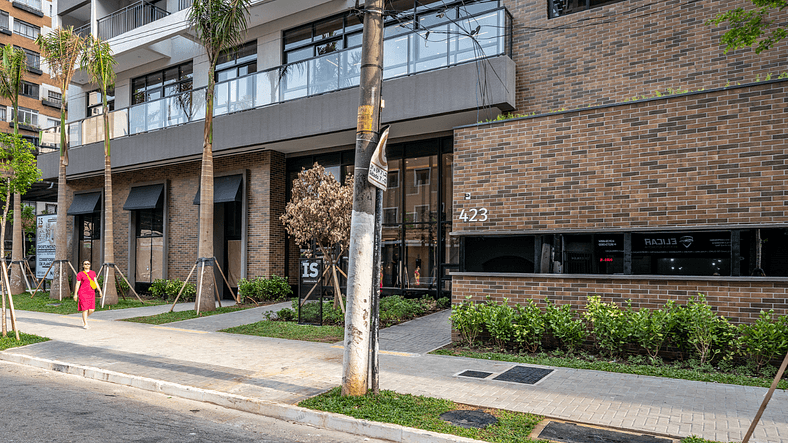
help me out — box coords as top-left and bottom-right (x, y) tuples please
(280, 163), (353, 311)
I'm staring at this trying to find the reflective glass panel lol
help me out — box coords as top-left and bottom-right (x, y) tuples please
(405, 224), (438, 289)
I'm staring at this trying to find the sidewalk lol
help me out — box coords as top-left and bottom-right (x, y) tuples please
(2, 304), (786, 443)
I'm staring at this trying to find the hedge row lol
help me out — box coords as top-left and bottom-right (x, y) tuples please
(451, 294), (788, 369)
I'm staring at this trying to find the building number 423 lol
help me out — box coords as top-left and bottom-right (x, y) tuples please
(457, 208), (488, 222)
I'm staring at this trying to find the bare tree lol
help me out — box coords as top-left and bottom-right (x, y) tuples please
(280, 164), (353, 311)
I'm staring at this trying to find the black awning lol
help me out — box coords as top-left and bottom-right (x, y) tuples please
(67, 192), (101, 215)
(123, 184), (164, 211)
(193, 175), (243, 205)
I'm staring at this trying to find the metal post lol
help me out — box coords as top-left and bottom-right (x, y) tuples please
(342, 0), (384, 397)
(370, 187), (382, 394)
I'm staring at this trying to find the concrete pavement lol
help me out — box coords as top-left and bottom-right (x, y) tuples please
(2, 303), (786, 443)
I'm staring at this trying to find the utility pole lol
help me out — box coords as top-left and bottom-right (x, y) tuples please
(341, 0), (384, 397)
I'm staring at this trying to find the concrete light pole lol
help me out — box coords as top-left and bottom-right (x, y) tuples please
(341, 0), (384, 396)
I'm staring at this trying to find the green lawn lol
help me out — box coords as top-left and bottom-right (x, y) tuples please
(300, 387), (546, 443)
(300, 388), (725, 443)
(433, 347), (787, 390)
(221, 320), (344, 343)
(0, 331), (50, 350)
(122, 304), (256, 325)
(9, 292), (165, 315)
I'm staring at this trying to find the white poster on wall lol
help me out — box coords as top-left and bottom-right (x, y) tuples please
(36, 214), (57, 279)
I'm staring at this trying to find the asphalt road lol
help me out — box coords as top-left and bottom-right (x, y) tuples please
(0, 360), (390, 443)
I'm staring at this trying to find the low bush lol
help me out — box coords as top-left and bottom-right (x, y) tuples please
(544, 299), (587, 354)
(737, 310), (788, 370)
(449, 293), (788, 377)
(451, 296), (485, 345)
(583, 296), (632, 358)
(238, 275), (292, 303)
(150, 279), (196, 302)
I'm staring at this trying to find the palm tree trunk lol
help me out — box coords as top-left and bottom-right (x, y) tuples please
(9, 193), (25, 294)
(196, 76), (215, 312)
(50, 102), (70, 300)
(102, 110), (118, 305)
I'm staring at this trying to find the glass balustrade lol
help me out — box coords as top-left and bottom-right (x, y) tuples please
(43, 7), (510, 150)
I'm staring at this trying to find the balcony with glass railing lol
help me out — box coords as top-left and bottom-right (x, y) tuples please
(97, 0), (170, 41)
(41, 6), (512, 150)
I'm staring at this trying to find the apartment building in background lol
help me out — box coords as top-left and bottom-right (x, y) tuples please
(38, 0), (788, 322)
(1, 0), (62, 247)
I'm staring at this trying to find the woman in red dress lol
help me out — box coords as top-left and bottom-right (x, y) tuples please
(73, 260), (102, 329)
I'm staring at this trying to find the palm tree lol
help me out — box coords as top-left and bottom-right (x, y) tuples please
(188, 0), (251, 313)
(36, 28), (86, 300)
(0, 46), (29, 296)
(81, 35), (118, 305)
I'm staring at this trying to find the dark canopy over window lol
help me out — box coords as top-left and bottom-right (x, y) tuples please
(67, 192), (101, 215)
(124, 184), (164, 211)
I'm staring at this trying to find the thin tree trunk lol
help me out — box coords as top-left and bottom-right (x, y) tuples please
(1, 183), (10, 336)
(50, 101), (70, 300)
(102, 107), (118, 304)
(9, 193), (25, 294)
(196, 75), (215, 312)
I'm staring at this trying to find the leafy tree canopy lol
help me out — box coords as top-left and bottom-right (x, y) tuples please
(0, 134), (41, 215)
(707, 0), (788, 54)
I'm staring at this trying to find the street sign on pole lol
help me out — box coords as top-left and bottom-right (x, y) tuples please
(367, 125), (390, 191)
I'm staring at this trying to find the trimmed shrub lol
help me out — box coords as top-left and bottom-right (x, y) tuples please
(583, 296), (632, 358)
(512, 301), (545, 353)
(150, 279), (196, 302)
(630, 300), (677, 360)
(451, 296), (485, 345)
(737, 310), (788, 370)
(238, 275), (292, 303)
(544, 299), (587, 354)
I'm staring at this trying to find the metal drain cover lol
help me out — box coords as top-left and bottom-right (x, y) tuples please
(493, 365), (553, 384)
(440, 410), (498, 429)
(539, 422), (673, 443)
(458, 370), (493, 379)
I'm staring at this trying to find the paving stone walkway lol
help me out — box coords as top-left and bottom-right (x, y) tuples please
(2, 305), (786, 442)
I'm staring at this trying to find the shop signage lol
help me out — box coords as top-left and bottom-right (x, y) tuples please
(35, 214), (57, 279)
(632, 232), (730, 254)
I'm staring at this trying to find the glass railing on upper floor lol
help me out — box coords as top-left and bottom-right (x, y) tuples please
(97, 0), (170, 41)
(40, 6), (511, 150)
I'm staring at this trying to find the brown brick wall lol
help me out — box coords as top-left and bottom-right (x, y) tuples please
(451, 80), (788, 323)
(454, 80), (788, 232)
(66, 150), (288, 283)
(453, 275), (788, 324)
(502, 0), (788, 114)
(0, 1), (61, 135)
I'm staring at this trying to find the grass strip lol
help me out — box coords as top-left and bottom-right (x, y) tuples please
(10, 292), (165, 315)
(221, 320), (344, 343)
(300, 387), (545, 443)
(0, 332), (50, 351)
(122, 305), (255, 325)
(432, 348), (787, 390)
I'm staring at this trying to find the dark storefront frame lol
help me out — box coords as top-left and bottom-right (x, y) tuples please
(285, 136), (455, 299)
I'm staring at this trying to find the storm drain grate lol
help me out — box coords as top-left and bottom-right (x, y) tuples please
(538, 422), (673, 443)
(440, 410), (498, 429)
(493, 365), (553, 384)
(458, 370), (493, 379)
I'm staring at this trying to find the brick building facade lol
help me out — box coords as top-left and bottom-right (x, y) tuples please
(43, 0), (787, 319)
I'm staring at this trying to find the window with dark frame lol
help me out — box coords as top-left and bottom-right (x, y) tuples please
(131, 62), (193, 105)
(462, 228), (788, 277)
(0, 11), (9, 31)
(20, 81), (38, 99)
(13, 19), (40, 39)
(282, 0), (497, 63)
(548, 0), (626, 19)
(216, 41), (257, 82)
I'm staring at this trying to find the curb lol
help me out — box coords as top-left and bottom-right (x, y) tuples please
(0, 351), (486, 443)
